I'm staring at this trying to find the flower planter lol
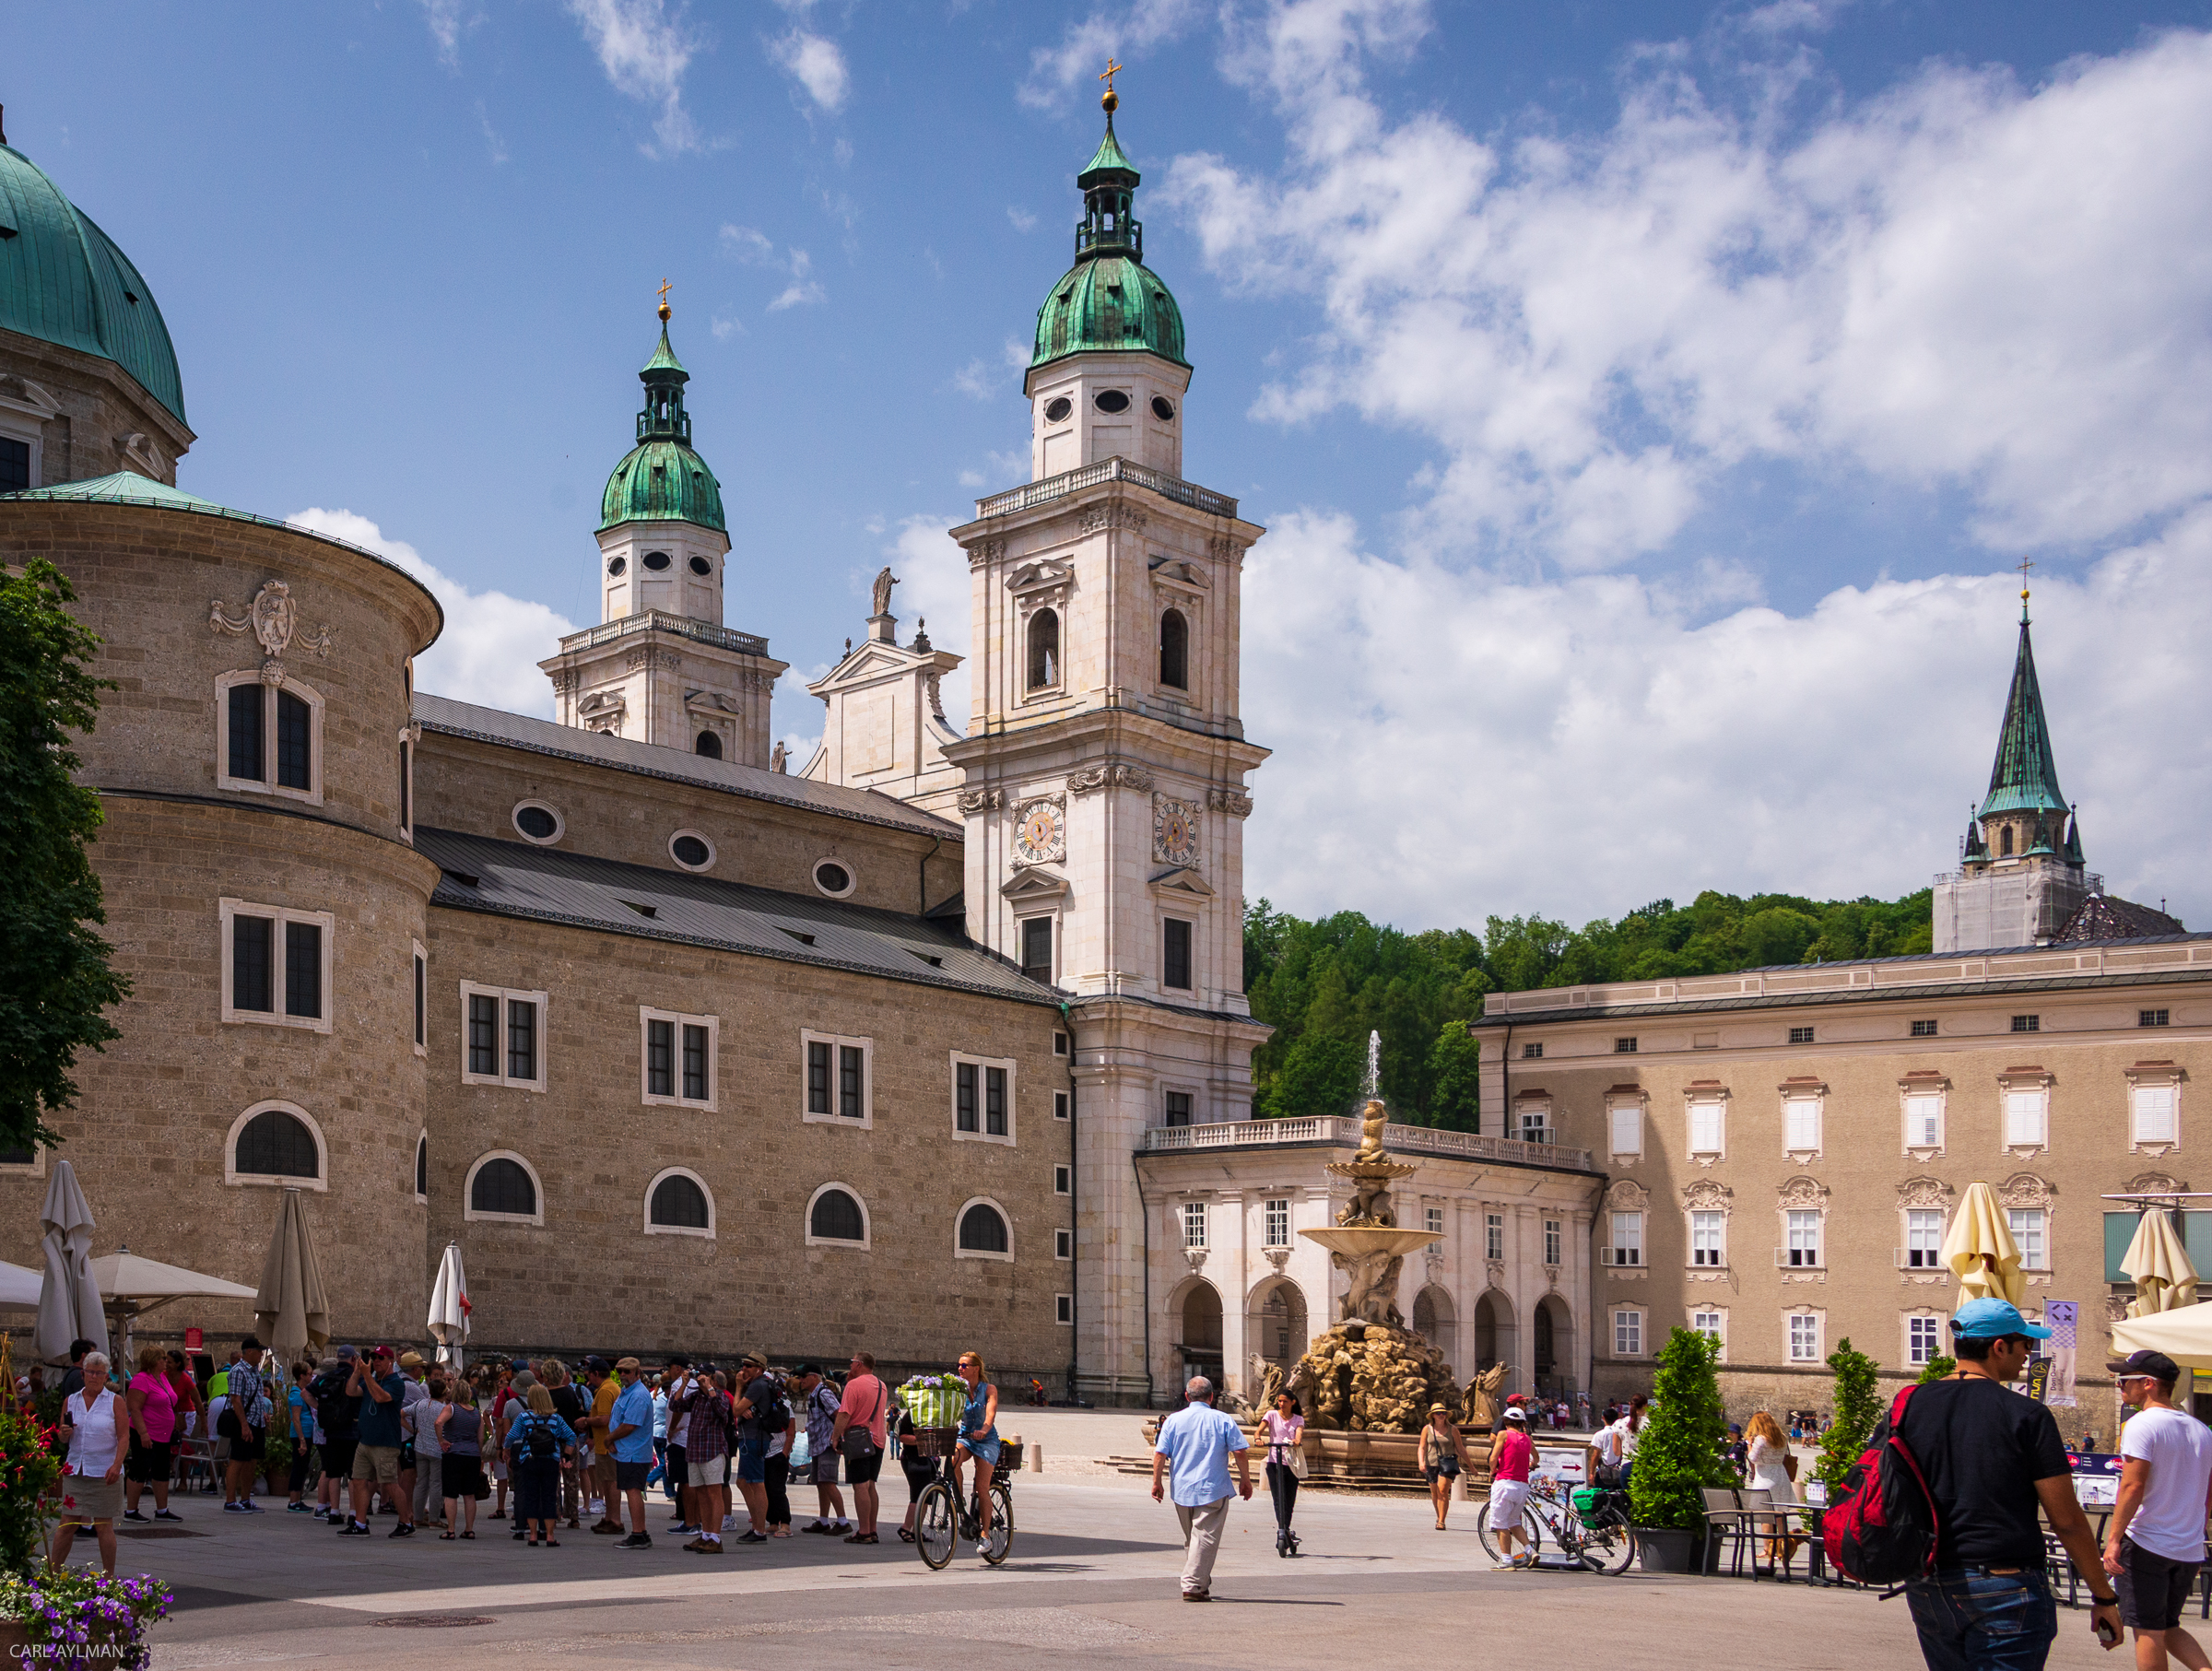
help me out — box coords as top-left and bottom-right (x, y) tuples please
(1635, 1524), (1715, 1573)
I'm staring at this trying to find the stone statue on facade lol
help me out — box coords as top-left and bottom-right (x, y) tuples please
(1460, 1361), (1511, 1430)
(871, 566), (898, 617)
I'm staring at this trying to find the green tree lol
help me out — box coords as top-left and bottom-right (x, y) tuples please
(1913, 1355), (1957, 1386)
(1628, 1326), (1735, 1530)
(0, 560), (126, 1152)
(1267, 1032), (1364, 1119)
(1420, 1021), (1480, 1132)
(1817, 1338), (1884, 1493)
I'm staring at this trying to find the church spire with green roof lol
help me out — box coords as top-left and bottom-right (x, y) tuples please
(1977, 587), (2068, 821)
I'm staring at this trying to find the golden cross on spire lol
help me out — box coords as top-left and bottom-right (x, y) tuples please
(2017, 555), (2034, 598)
(1100, 57), (1121, 112)
(656, 277), (672, 323)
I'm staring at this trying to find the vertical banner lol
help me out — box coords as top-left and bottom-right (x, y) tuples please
(2045, 1301), (2077, 1406)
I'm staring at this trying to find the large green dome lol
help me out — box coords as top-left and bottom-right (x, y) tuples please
(598, 316), (724, 533)
(0, 143), (186, 425)
(1030, 114), (1188, 372)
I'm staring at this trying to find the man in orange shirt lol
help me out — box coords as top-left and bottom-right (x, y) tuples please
(830, 1352), (888, 1544)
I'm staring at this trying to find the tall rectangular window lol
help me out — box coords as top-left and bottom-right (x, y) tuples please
(1788, 1314), (1821, 1362)
(468, 994), (498, 1077)
(276, 690), (312, 790)
(1182, 1202), (1207, 1248)
(1543, 1218), (1561, 1266)
(1691, 1311), (1724, 1347)
(984, 1065), (1007, 1136)
(840, 1045), (865, 1119)
(1614, 1310), (1642, 1357)
(1426, 1206), (1445, 1236)
(398, 739), (412, 832)
(948, 1053), (1007, 1141)
(1609, 1102), (1641, 1156)
(2005, 1087), (2047, 1147)
(507, 998), (537, 1082)
(1905, 1091), (1943, 1149)
(1053, 1090), (1069, 1121)
(646, 1018), (675, 1098)
(1908, 1316), (1942, 1366)
(1784, 1097), (1820, 1152)
(1165, 1090), (1193, 1126)
(1786, 1210), (1822, 1267)
(1610, 1211), (1643, 1265)
(682, 1024), (709, 1101)
(227, 684), (265, 782)
(1265, 1198), (1290, 1248)
(1906, 1209), (1944, 1267)
(412, 950), (427, 1050)
(1689, 1100), (1724, 1155)
(1020, 917), (1053, 983)
(1519, 1102), (1550, 1145)
(2008, 1207), (2047, 1269)
(1691, 1210), (1725, 1267)
(1486, 1213), (1504, 1260)
(461, 984), (547, 1089)
(805, 1032), (872, 1124)
(809, 1041), (832, 1115)
(283, 921), (323, 1018)
(957, 1061), (978, 1132)
(2134, 1085), (2178, 1145)
(0, 437), (29, 494)
(232, 914), (274, 1013)
(1163, 918), (1193, 991)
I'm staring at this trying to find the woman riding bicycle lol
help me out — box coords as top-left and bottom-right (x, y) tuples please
(945, 1351), (1000, 1547)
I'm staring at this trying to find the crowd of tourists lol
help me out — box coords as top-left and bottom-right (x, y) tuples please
(47, 1335), (1014, 1572)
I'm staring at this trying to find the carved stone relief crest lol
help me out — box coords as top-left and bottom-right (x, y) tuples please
(1077, 504), (1147, 534)
(2126, 1171), (2187, 1196)
(1067, 762), (1152, 795)
(1486, 1259), (1506, 1289)
(1606, 1179), (1651, 1210)
(966, 537), (1006, 564)
(1206, 535), (1242, 562)
(1153, 795), (1201, 866)
(1207, 787), (1253, 818)
(210, 579), (333, 688)
(957, 788), (1004, 816)
(1777, 1175), (1830, 1210)
(1682, 1179), (1733, 1211)
(1997, 1172), (2056, 1210)
(1898, 1176), (1956, 1210)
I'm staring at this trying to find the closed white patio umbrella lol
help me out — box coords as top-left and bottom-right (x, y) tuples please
(2121, 1208), (2200, 1317)
(34, 1160), (106, 1365)
(428, 1241), (471, 1370)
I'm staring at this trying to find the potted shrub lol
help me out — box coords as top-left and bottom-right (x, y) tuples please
(1628, 1327), (1735, 1572)
(0, 1571), (173, 1670)
(260, 1430), (294, 1500)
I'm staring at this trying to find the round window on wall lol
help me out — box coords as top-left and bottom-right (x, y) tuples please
(643, 551), (672, 571)
(512, 802), (562, 843)
(606, 556), (627, 577)
(813, 860), (854, 898)
(1094, 389), (1131, 414)
(1151, 395), (1177, 422)
(669, 831), (714, 871)
(688, 555), (712, 576)
(1043, 396), (1073, 424)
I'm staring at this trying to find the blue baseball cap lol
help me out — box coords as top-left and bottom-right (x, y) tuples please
(1951, 1299), (2052, 1340)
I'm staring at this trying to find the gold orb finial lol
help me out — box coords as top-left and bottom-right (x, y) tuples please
(1100, 58), (1121, 113)
(656, 277), (672, 324)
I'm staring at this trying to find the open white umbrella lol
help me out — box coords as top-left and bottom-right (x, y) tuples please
(428, 1241), (471, 1370)
(2122, 1208), (2200, 1317)
(0, 1259), (44, 1310)
(2112, 1302), (2212, 1371)
(34, 1160), (106, 1365)
(92, 1248), (260, 1365)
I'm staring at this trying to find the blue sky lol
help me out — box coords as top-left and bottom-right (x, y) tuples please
(14, 1), (2212, 933)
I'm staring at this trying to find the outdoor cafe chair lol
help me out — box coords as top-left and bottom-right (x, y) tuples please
(1701, 1489), (1759, 1578)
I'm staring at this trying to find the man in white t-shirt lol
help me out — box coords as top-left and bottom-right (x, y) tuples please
(2104, 1347), (2212, 1669)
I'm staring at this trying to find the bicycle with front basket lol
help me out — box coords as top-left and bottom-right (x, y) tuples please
(908, 1428), (1017, 1570)
(1476, 1475), (1638, 1574)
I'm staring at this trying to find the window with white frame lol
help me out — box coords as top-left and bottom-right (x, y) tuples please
(1265, 1198), (1291, 1248)
(1691, 1311), (1724, 1352)
(1182, 1201), (1207, 1248)
(1609, 1211), (1644, 1266)
(1787, 1312), (1822, 1362)
(802, 1031), (872, 1125)
(1053, 1090), (1069, 1121)
(1425, 1205), (1444, 1236)
(1905, 1208), (1944, 1268)
(1053, 1165), (1071, 1195)
(641, 1008), (716, 1110)
(1055, 1228), (1072, 1260)
(1055, 1293), (1074, 1324)
(1688, 1097), (1725, 1156)
(1608, 1098), (1642, 1157)
(952, 1053), (1016, 1144)
(1785, 1209), (1822, 1267)
(1518, 1100), (1551, 1145)
(1904, 1089), (1944, 1151)
(1613, 1309), (1644, 1357)
(1486, 1212), (1504, 1260)
(1544, 1218), (1562, 1266)
(1784, 1095), (1822, 1155)
(217, 672), (323, 804)
(220, 900), (334, 1033)
(410, 942), (427, 1056)
(2133, 1083), (2179, 1147)
(1691, 1210), (1726, 1267)
(1907, 1315), (1943, 1366)
(2004, 1084), (2049, 1148)
(460, 984), (547, 1091)
(2008, 1207), (2047, 1270)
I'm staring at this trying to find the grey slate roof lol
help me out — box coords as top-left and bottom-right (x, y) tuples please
(412, 692), (959, 841)
(416, 826), (1055, 1008)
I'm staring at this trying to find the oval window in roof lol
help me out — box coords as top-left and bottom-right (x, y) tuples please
(643, 550), (672, 571)
(1043, 396), (1073, 423)
(1094, 389), (1131, 415)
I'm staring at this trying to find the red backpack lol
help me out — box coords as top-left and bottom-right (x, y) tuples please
(1822, 1384), (1941, 1586)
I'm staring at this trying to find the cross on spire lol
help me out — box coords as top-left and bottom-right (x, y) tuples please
(1100, 57), (1121, 113)
(657, 277), (672, 323)
(2017, 555), (2034, 621)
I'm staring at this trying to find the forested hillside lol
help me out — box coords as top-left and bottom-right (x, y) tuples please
(1241, 888), (1934, 1131)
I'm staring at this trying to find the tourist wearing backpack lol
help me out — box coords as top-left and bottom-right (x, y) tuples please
(1884, 1300), (2119, 1668)
(2101, 1348), (2212, 1671)
(502, 1384), (579, 1547)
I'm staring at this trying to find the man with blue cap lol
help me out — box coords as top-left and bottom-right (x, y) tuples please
(1894, 1299), (2120, 1668)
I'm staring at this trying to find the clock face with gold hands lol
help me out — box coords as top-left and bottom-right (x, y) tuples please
(1015, 797), (1066, 865)
(1153, 796), (1201, 866)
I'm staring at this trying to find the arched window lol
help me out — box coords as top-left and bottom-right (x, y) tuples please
(808, 1185), (868, 1245)
(468, 1154), (539, 1221)
(1159, 608), (1188, 689)
(958, 1199), (1012, 1259)
(232, 1106), (320, 1181)
(1027, 608), (1060, 691)
(648, 1170), (712, 1232)
(1999, 823), (2014, 856)
(694, 731), (723, 759)
(414, 1134), (428, 1201)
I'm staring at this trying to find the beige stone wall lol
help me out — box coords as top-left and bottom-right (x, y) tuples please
(413, 728), (964, 915)
(423, 906), (1074, 1376)
(0, 331), (195, 488)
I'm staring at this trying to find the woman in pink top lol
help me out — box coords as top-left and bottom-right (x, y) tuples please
(125, 1346), (181, 1522)
(1487, 1406), (1536, 1568)
(1260, 1391), (1304, 1558)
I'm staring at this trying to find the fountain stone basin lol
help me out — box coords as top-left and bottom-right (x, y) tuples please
(1299, 1225), (1442, 1262)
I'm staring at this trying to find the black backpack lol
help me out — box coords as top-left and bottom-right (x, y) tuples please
(523, 1415), (560, 1460)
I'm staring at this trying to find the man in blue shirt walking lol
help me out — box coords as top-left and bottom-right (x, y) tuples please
(1150, 1376), (1253, 1600)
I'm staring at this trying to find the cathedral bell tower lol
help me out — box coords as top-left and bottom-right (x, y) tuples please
(539, 295), (786, 763)
(942, 85), (1272, 1406)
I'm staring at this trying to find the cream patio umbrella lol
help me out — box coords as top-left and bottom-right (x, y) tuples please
(2112, 1302), (2212, 1371)
(254, 1189), (331, 1367)
(91, 1248), (260, 1363)
(34, 1160), (107, 1365)
(0, 1259), (44, 1311)
(1941, 1180), (2026, 1308)
(2120, 1207), (2200, 1317)
(427, 1241), (471, 1370)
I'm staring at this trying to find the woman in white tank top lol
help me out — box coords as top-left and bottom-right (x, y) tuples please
(52, 1349), (129, 1575)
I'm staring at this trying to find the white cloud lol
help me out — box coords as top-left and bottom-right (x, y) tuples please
(719, 224), (776, 265)
(1020, 0), (1201, 111)
(1166, 18), (2212, 569)
(770, 249), (827, 311)
(1002, 336), (1032, 372)
(1241, 508), (2212, 928)
(953, 359), (995, 401)
(286, 509), (574, 718)
(1006, 206), (1037, 232)
(565, 0), (702, 157)
(710, 312), (747, 340)
(721, 225), (827, 310)
(420, 0), (472, 69)
(475, 100), (508, 164)
(769, 29), (849, 112)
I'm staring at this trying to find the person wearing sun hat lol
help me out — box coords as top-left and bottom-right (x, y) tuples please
(2100, 1347), (2212, 1669)
(1893, 1298), (2119, 1668)
(1487, 1406), (1535, 1568)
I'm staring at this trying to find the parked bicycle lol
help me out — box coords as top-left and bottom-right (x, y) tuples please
(1476, 1475), (1637, 1574)
(909, 1430), (1018, 1570)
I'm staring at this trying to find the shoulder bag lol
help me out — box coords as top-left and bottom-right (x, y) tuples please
(841, 1379), (883, 1464)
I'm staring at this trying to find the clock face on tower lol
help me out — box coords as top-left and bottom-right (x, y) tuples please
(1014, 796), (1067, 865)
(1153, 795), (1201, 866)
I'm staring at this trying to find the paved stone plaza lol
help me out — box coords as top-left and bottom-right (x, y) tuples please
(116, 1417), (2116, 1671)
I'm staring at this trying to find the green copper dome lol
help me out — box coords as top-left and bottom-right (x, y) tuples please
(1031, 114), (1188, 371)
(0, 142), (186, 425)
(599, 314), (724, 533)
